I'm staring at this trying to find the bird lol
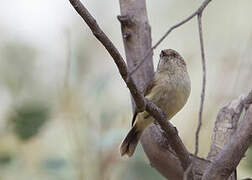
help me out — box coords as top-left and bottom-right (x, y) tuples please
(120, 49), (191, 157)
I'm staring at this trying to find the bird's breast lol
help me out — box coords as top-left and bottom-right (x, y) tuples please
(146, 73), (190, 120)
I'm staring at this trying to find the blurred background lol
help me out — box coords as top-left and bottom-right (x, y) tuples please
(0, 0), (251, 179)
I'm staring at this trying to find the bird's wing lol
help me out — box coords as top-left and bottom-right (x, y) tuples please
(144, 77), (157, 97)
(131, 76), (157, 126)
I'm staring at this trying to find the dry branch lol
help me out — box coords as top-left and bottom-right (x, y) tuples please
(203, 104), (252, 179)
(207, 93), (247, 180)
(203, 91), (252, 179)
(207, 94), (247, 160)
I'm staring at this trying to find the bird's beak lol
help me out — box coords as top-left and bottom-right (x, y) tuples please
(160, 50), (165, 57)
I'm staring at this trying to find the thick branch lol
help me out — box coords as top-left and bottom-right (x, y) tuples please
(206, 90), (252, 180)
(118, 0), (154, 110)
(207, 94), (248, 180)
(145, 101), (191, 170)
(69, 0), (191, 172)
(141, 125), (185, 179)
(207, 94), (246, 160)
(203, 104), (252, 180)
(118, 0), (195, 178)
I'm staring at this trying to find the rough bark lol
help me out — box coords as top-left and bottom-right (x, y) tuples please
(207, 95), (245, 160)
(203, 104), (252, 179)
(118, 0), (153, 91)
(207, 95), (245, 180)
(203, 92), (252, 179)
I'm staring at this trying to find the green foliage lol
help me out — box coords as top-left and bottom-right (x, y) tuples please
(0, 153), (12, 166)
(9, 101), (50, 141)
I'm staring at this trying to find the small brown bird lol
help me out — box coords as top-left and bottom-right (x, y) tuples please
(120, 49), (191, 157)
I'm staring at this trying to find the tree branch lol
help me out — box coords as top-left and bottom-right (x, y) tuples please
(207, 94), (248, 160)
(129, 0), (212, 76)
(203, 103), (252, 180)
(207, 93), (250, 180)
(69, 0), (191, 172)
(118, 0), (154, 112)
(195, 12), (207, 156)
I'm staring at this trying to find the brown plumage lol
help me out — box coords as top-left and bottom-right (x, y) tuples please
(120, 49), (191, 157)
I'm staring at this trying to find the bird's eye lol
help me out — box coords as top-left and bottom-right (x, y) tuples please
(160, 50), (166, 57)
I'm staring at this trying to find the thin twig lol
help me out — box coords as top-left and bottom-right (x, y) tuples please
(194, 13), (206, 156)
(129, 0), (212, 76)
(69, 0), (192, 171)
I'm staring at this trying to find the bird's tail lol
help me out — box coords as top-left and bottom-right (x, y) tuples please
(120, 124), (143, 157)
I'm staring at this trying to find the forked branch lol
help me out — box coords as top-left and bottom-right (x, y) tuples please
(203, 104), (252, 180)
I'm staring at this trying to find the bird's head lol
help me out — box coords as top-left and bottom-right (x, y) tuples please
(157, 49), (186, 72)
